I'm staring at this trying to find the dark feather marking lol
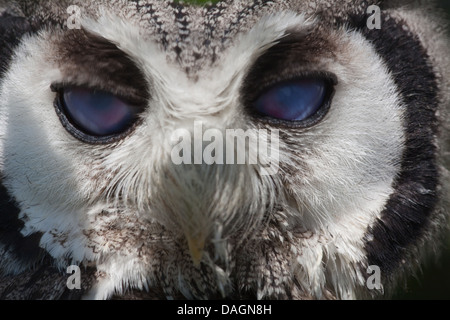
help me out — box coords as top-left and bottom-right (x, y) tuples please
(170, 1), (190, 62)
(54, 29), (150, 104)
(0, 181), (47, 269)
(0, 256), (97, 300)
(356, 13), (440, 277)
(0, 12), (32, 80)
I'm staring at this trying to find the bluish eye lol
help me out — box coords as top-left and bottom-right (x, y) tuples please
(254, 78), (330, 122)
(59, 87), (139, 138)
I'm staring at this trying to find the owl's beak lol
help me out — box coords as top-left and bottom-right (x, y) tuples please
(186, 235), (206, 267)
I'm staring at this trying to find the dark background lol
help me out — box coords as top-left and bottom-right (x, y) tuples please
(440, 0), (450, 14)
(393, 0), (450, 300)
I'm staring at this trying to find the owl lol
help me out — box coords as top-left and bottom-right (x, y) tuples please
(0, 0), (449, 300)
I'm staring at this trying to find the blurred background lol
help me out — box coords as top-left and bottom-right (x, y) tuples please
(394, 0), (450, 300)
(439, 0), (450, 14)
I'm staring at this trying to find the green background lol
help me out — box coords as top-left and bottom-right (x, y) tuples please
(179, 0), (450, 300)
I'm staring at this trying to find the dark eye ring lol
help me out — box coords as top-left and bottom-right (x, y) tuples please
(249, 73), (337, 127)
(51, 85), (144, 144)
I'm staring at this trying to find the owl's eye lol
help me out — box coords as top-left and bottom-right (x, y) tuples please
(252, 77), (335, 125)
(53, 86), (143, 143)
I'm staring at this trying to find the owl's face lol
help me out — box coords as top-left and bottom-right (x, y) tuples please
(0, 0), (449, 299)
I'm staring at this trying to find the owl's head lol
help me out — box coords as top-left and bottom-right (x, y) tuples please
(0, 0), (449, 299)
